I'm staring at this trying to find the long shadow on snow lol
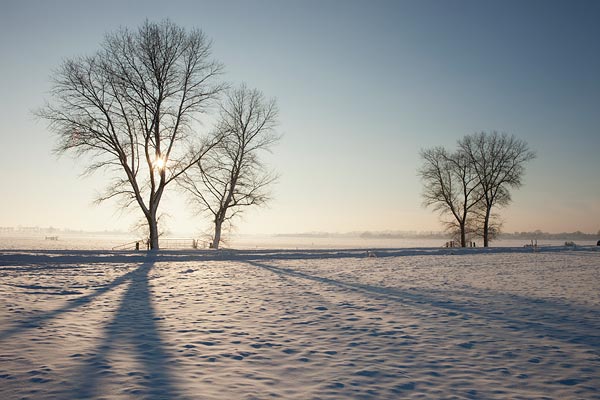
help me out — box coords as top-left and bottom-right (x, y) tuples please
(0, 263), (139, 341)
(247, 261), (600, 349)
(71, 260), (181, 399)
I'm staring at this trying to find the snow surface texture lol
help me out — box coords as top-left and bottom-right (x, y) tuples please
(0, 247), (599, 399)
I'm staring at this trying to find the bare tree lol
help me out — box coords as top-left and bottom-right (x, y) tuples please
(419, 147), (483, 247)
(468, 207), (503, 244)
(180, 85), (279, 249)
(458, 132), (536, 247)
(37, 20), (224, 250)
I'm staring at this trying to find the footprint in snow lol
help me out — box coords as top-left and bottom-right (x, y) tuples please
(29, 377), (52, 383)
(355, 369), (380, 377)
(557, 378), (582, 386)
(392, 381), (416, 392)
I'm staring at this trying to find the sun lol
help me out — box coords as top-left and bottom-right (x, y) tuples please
(153, 155), (166, 171)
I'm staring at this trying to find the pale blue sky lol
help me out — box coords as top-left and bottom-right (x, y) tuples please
(1, 0), (599, 235)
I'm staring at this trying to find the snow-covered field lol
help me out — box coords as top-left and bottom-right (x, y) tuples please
(0, 246), (599, 399)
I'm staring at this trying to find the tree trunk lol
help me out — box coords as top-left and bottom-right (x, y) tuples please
(483, 208), (491, 247)
(212, 219), (223, 250)
(147, 212), (160, 250)
(460, 222), (467, 247)
(147, 182), (165, 251)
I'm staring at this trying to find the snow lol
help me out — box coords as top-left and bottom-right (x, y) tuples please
(0, 246), (599, 399)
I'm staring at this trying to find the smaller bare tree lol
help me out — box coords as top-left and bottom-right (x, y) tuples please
(180, 85), (279, 249)
(458, 131), (536, 247)
(468, 207), (503, 244)
(419, 147), (483, 247)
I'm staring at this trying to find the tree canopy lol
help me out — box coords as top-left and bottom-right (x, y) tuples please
(38, 20), (225, 249)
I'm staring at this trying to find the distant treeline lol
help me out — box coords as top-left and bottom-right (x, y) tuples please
(275, 230), (598, 240)
(0, 226), (128, 236)
(361, 231), (599, 240)
(359, 231), (448, 239)
(499, 230), (599, 240)
(276, 231), (459, 239)
(275, 231), (447, 239)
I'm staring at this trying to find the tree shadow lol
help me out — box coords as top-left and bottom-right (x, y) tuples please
(0, 257), (182, 398)
(246, 260), (600, 349)
(0, 264), (137, 341)
(71, 261), (182, 399)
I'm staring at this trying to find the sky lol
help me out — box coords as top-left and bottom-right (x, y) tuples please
(1, 0), (599, 236)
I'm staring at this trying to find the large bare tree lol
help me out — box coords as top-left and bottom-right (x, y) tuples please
(419, 147), (483, 247)
(37, 20), (224, 249)
(458, 131), (536, 247)
(180, 85), (279, 249)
